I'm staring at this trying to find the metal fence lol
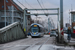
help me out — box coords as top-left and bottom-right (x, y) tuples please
(0, 22), (26, 43)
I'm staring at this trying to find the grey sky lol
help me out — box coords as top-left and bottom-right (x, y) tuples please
(13, 0), (75, 28)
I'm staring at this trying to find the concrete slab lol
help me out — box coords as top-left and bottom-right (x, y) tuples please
(26, 45), (56, 50)
(40, 45), (56, 50)
(57, 48), (75, 50)
(64, 34), (75, 45)
(26, 44), (75, 50)
(0, 45), (29, 50)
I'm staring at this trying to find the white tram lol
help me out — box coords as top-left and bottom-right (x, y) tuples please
(30, 23), (44, 38)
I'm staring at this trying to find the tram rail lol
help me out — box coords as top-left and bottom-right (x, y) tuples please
(25, 37), (52, 50)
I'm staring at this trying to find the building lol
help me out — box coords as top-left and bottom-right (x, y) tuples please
(70, 11), (75, 38)
(0, 0), (34, 31)
(65, 23), (70, 27)
(71, 11), (75, 23)
(0, 0), (23, 26)
(70, 11), (75, 30)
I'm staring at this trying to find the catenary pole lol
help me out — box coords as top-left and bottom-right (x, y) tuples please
(60, 0), (64, 43)
(23, 8), (27, 37)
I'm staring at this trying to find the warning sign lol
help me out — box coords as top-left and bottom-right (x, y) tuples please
(24, 28), (26, 31)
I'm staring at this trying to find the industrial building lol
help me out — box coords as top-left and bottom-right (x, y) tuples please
(0, 0), (23, 25)
(70, 11), (75, 38)
(0, 0), (34, 28)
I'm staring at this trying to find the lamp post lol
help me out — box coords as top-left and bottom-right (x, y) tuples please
(4, 0), (6, 26)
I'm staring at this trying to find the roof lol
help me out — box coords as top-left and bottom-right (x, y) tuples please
(31, 23), (44, 28)
(12, 0), (23, 11)
(70, 11), (75, 14)
(0, 0), (23, 11)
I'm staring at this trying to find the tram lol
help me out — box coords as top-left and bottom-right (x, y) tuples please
(30, 23), (44, 38)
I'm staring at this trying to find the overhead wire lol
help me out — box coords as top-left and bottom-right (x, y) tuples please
(41, 0), (45, 8)
(37, 0), (49, 14)
(37, 0), (50, 29)
(37, 0), (43, 9)
(17, 0), (55, 27)
(40, 0), (55, 28)
(24, 0), (38, 14)
(41, 0), (50, 13)
(41, 0), (47, 13)
(17, 0), (37, 16)
(25, 0), (34, 8)
(17, 0), (26, 8)
(37, 0), (46, 14)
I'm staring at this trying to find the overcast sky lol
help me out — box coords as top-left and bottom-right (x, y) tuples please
(13, 0), (75, 28)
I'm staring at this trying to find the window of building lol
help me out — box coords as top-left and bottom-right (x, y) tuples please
(6, 12), (10, 16)
(2, 6), (4, 8)
(73, 15), (75, 22)
(2, 18), (4, 21)
(6, 0), (8, 3)
(2, 12), (4, 16)
(14, 7), (17, 10)
(8, 6), (11, 10)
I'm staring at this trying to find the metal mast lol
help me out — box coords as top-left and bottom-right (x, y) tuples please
(60, 0), (63, 29)
(60, 0), (64, 43)
(4, 0), (6, 26)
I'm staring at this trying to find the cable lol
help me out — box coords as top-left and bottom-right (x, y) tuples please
(41, 0), (44, 7)
(25, 0), (34, 8)
(37, 0), (46, 15)
(37, 0), (55, 28)
(41, 0), (45, 9)
(25, 0), (38, 14)
(37, 0), (54, 28)
(41, 0), (49, 13)
(41, 0), (54, 28)
(37, 0), (43, 9)
(40, 0), (54, 28)
(17, 0), (26, 8)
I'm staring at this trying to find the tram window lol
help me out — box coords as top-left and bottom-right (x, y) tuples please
(32, 29), (38, 32)
(73, 15), (75, 22)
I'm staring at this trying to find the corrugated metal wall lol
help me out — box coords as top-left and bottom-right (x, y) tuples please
(0, 22), (26, 43)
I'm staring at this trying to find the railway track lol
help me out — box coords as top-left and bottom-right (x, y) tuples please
(38, 37), (50, 50)
(25, 37), (52, 50)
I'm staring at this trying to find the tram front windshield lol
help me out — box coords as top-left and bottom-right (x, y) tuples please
(33, 29), (38, 32)
(32, 27), (38, 32)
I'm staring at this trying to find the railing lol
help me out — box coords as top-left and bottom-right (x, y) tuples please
(0, 22), (26, 43)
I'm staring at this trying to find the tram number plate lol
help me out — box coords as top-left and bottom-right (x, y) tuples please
(34, 33), (36, 34)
